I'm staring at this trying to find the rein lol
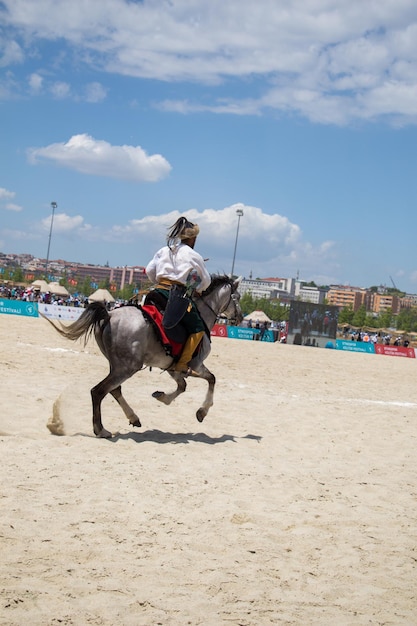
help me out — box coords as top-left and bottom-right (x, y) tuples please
(196, 283), (237, 323)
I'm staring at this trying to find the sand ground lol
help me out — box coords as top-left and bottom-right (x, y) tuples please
(1, 313), (416, 625)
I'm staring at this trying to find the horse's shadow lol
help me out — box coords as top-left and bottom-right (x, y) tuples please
(107, 429), (262, 445)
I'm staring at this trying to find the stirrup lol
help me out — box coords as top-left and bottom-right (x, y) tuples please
(170, 365), (199, 377)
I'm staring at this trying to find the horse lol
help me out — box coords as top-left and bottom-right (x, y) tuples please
(44, 275), (243, 438)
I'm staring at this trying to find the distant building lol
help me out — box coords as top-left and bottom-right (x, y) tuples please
(239, 277), (295, 301)
(371, 292), (400, 315)
(295, 284), (327, 304)
(327, 285), (371, 312)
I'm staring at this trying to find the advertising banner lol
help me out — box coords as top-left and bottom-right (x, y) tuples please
(0, 299), (39, 317)
(227, 326), (257, 341)
(374, 344), (416, 358)
(211, 323), (229, 338)
(38, 303), (85, 321)
(336, 339), (375, 354)
(211, 325), (277, 342)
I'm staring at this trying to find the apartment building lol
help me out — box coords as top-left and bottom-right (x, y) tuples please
(326, 285), (371, 312)
(64, 263), (148, 290)
(296, 285), (327, 304)
(239, 277), (295, 300)
(371, 292), (400, 315)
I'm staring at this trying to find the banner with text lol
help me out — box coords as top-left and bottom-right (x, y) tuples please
(336, 339), (375, 354)
(374, 344), (416, 358)
(0, 299), (39, 317)
(38, 303), (85, 321)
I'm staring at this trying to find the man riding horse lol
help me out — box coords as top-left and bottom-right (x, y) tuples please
(145, 216), (211, 375)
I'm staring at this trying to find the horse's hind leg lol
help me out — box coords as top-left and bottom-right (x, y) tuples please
(91, 374), (133, 438)
(110, 386), (141, 429)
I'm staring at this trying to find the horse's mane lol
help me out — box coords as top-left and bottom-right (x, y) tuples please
(201, 274), (234, 296)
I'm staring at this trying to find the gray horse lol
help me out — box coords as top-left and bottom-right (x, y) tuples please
(45, 275), (242, 438)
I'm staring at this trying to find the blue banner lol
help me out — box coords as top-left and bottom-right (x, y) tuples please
(336, 339), (375, 354)
(0, 300), (39, 317)
(226, 326), (276, 342)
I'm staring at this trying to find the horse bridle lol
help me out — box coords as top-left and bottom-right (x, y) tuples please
(196, 284), (240, 323)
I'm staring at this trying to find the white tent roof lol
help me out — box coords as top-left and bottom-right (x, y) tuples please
(48, 282), (69, 296)
(88, 288), (115, 303)
(243, 310), (272, 323)
(31, 279), (49, 293)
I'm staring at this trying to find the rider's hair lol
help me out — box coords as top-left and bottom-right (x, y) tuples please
(167, 217), (200, 248)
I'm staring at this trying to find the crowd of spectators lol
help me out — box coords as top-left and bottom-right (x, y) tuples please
(342, 327), (410, 347)
(0, 284), (87, 307)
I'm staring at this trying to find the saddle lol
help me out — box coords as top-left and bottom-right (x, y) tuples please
(139, 289), (209, 361)
(140, 303), (183, 358)
(138, 289), (187, 358)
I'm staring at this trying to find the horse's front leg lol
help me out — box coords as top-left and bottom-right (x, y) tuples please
(152, 372), (187, 405)
(191, 364), (215, 423)
(110, 386), (141, 429)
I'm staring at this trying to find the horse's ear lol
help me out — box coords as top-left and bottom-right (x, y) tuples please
(233, 276), (242, 290)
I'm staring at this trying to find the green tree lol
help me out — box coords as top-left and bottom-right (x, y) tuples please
(98, 277), (111, 289)
(80, 276), (93, 296)
(378, 308), (393, 329)
(396, 307), (417, 332)
(239, 292), (289, 322)
(338, 305), (354, 324)
(118, 284), (135, 301)
(352, 304), (366, 327)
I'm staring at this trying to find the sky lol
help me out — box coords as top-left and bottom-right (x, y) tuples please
(1, 0), (417, 292)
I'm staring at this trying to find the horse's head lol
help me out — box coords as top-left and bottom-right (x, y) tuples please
(197, 275), (243, 326)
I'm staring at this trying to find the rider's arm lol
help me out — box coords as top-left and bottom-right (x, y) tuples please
(190, 250), (211, 293)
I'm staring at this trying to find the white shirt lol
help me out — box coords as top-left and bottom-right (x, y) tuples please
(146, 243), (211, 293)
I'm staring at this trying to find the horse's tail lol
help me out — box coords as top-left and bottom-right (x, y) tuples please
(41, 301), (110, 345)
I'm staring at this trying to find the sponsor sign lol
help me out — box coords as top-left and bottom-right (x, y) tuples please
(227, 326), (256, 341)
(211, 323), (228, 338)
(0, 299), (39, 317)
(336, 339), (375, 354)
(38, 303), (85, 321)
(211, 325), (278, 342)
(374, 344), (415, 358)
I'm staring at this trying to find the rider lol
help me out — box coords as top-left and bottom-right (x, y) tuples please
(145, 216), (211, 373)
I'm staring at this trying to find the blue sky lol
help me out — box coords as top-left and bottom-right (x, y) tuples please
(1, 0), (417, 292)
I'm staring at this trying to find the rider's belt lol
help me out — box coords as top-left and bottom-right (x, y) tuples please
(156, 279), (183, 290)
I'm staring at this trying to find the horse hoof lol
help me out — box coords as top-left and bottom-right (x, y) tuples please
(152, 391), (164, 399)
(196, 408), (206, 423)
(96, 428), (113, 439)
(130, 418), (141, 428)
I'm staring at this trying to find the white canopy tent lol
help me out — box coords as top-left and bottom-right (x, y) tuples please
(243, 310), (272, 323)
(48, 282), (69, 296)
(88, 288), (115, 304)
(30, 280), (49, 293)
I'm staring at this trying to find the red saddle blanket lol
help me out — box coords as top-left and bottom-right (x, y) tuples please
(140, 304), (183, 358)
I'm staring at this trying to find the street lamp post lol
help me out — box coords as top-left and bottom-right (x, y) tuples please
(46, 201), (57, 276)
(231, 208), (244, 277)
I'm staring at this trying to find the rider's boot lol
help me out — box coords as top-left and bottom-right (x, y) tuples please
(174, 331), (205, 374)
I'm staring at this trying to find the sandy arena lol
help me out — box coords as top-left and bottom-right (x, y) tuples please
(1, 313), (416, 625)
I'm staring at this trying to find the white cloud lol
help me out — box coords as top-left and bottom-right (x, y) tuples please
(40, 212), (85, 233)
(28, 72), (43, 93)
(0, 187), (15, 200)
(5, 203), (23, 212)
(50, 81), (71, 99)
(84, 81), (107, 103)
(2, 0), (417, 124)
(106, 204), (337, 282)
(27, 133), (172, 182)
(0, 39), (24, 67)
